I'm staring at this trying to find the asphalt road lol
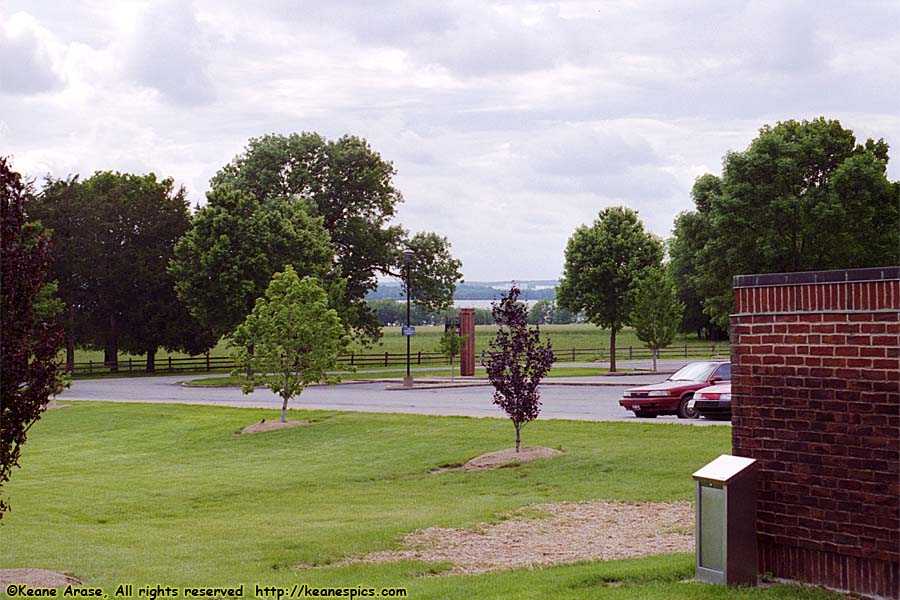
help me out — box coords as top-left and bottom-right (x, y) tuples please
(60, 359), (727, 426)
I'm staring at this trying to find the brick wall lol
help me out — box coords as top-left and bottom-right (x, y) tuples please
(731, 266), (900, 599)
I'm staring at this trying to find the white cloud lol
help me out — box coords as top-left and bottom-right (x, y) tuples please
(2, 0), (898, 280)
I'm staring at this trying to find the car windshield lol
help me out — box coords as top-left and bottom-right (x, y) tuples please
(668, 362), (720, 382)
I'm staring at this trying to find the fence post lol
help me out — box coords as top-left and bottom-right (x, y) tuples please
(350, 353), (355, 367)
(88, 360), (92, 375)
(384, 352), (389, 367)
(417, 351), (421, 365)
(629, 346), (633, 360)
(129, 357), (132, 372)
(168, 356), (173, 372)
(206, 352), (210, 371)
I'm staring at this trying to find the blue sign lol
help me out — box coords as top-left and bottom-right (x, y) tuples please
(402, 326), (416, 336)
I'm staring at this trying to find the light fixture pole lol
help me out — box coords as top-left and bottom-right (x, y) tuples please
(403, 248), (415, 387)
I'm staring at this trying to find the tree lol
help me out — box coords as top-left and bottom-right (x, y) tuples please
(209, 132), (462, 341)
(437, 329), (466, 381)
(32, 172), (215, 371)
(527, 298), (577, 325)
(629, 267), (684, 371)
(171, 186), (334, 341)
(482, 287), (554, 453)
(230, 267), (346, 423)
(1, 157), (63, 520)
(557, 207), (663, 372)
(689, 118), (900, 329)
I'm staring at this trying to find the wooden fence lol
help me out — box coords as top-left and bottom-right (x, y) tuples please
(68, 343), (727, 376)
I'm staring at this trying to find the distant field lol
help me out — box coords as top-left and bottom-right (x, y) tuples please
(62, 324), (729, 369)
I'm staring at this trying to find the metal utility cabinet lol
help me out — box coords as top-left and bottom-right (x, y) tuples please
(693, 454), (758, 586)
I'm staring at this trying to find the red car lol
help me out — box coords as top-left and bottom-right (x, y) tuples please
(619, 360), (731, 419)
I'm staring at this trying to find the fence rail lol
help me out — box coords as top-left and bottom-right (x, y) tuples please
(67, 343), (727, 376)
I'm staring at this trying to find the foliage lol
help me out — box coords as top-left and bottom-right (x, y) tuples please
(230, 267), (346, 422)
(629, 267), (684, 371)
(210, 132), (462, 341)
(482, 287), (554, 452)
(171, 186), (334, 341)
(686, 118), (900, 329)
(528, 298), (578, 325)
(557, 206), (663, 371)
(0, 157), (63, 519)
(32, 172), (214, 371)
(437, 329), (467, 380)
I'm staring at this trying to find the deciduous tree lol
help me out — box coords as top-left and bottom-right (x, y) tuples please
(689, 118), (900, 329)
(230, 267), (346, 423)
(1, 157), (63, 519)
(629, 267), (684, 371)
(558, 207), (663, 372)
(210, 132), (462, 341)
(482, 287), (554, 453)
(171, 186), (334, 341)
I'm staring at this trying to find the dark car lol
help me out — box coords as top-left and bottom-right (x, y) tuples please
(688, 382), (732, 420)
(618, 360), (731, 419)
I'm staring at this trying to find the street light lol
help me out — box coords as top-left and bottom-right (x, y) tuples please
(403, 248), (415, 387)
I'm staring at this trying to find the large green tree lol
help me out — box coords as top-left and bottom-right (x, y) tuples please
(32, 172), (214, 371)
(557, 206), (663, 372)
(686, 118), (899, 329)
(208, 132), (462, 341)
(171, 186), (335, 342)
(231, 266), (346, 423)
(1, 158), (63, 519)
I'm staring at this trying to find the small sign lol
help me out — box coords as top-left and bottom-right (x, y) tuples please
(402, 326), (416, 336)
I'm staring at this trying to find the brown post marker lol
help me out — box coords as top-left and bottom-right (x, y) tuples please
(459, 308), (476, 376)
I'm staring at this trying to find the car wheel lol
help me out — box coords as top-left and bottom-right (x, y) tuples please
(677, 396), (699, 419)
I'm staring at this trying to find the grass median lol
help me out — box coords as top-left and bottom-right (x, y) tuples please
(1, 403), (837, 599)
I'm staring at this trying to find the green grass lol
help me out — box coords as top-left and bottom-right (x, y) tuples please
(0, 403), (838, 599)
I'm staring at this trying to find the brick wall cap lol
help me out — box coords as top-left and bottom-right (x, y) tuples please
(733, 266), (899, 288)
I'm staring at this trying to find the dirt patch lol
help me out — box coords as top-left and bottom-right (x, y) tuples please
(45, 401), (72, 410)
(335, 500), (693, 575)
(0, 569), (83, 587)
(434, 447), (562, 473)
(238, 419), (309, 434)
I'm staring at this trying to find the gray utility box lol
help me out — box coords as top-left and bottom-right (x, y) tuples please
(693, 454), (758, 586)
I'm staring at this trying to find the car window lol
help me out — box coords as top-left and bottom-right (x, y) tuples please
(669, 362), (718, 381)
(714, 363), (731, 381)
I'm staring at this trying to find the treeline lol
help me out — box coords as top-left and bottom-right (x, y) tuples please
(367, 281), (557, 301)
(19, 132), (464, 372)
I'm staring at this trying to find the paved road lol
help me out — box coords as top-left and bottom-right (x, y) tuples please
(60, 359), (727, 426)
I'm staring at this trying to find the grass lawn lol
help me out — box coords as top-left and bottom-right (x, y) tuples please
(1, 403), (838, 599)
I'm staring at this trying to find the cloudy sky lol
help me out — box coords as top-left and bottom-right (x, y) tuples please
(2, 1), (898, 281)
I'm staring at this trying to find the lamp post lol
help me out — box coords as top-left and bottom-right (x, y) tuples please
(402, 248), (415, 387)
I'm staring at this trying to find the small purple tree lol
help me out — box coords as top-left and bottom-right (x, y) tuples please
(482, 287), (554, 453)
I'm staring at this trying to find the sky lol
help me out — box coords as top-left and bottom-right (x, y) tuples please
(2, 1), (898, 281)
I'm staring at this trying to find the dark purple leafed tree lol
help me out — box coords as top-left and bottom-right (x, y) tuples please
(1, 157), (63, 520)
(482, 286), (554, 453)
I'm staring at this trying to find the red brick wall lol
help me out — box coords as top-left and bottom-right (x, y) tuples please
(459, 308), (475, 376)
(731, 267), (900, 599)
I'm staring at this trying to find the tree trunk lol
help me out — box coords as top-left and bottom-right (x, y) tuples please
(65, 304), (75, 371)
(609, 327), (617, 373)
(281, 397), (288, 423)
(105, 315), (118, 373)
(146, 347), (157, 373)
(515, 423), (521, 453)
